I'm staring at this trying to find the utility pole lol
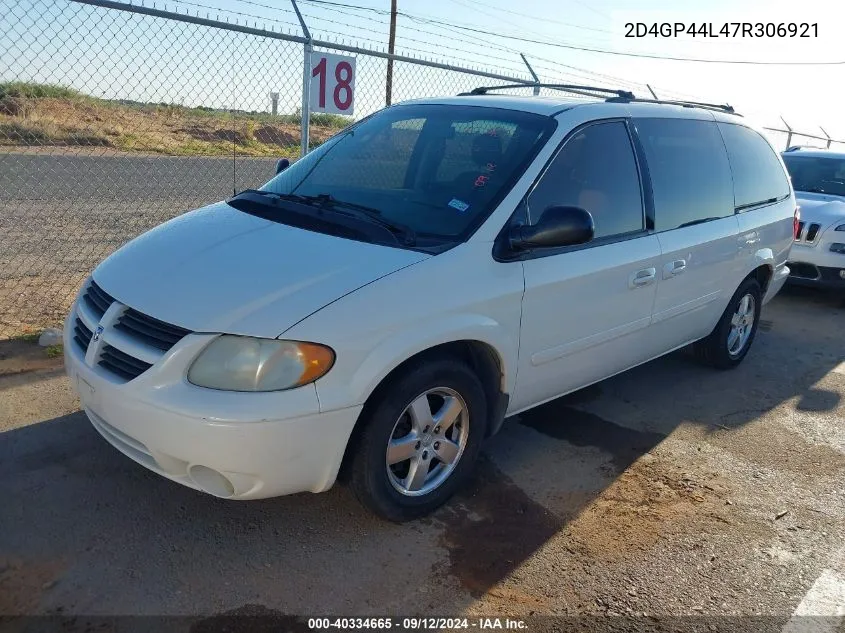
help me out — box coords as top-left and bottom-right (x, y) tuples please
(385, 0), (397, 106)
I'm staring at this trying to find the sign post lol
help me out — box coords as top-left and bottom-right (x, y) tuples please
(290, 0), (312, 157)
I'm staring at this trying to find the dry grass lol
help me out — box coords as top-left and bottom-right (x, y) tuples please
(0, 83), (346, 156)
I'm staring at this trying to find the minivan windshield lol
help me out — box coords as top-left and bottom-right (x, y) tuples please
(782, 154), (845, 197)
(258, 104), (555, 243)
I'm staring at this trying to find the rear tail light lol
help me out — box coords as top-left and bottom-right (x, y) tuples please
(793, 206), (801, 239)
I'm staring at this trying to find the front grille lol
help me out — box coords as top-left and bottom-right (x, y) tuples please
(75, 282), (191, 382)
(83, 279), (114, 319)
(805, 223), (821, 242)
(114, 308), (191, 352)
(788, 262), (820, 279)
(796, 221), (805, 240)
(73, 318), (93, 352)
(98, 344), (153, 381)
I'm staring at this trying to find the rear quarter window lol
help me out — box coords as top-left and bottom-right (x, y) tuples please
(634, 118), (734, 231)
(718, 123), (791, 209)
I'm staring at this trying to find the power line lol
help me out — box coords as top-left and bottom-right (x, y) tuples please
(223, 0), (528, 71)
(569, 0), (612, 21)
(443, 0), (612, 34)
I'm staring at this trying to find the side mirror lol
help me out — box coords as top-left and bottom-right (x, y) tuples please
(509, 205), (594, 250)
(275, 157), (290, 174)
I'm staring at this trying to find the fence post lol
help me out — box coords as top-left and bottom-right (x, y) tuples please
(820, 126), (832, 149)
(781, 116), (793, 150)
(291, 0), (312, 156)
(520, 54), (540, 95)
(385, 0), (397, 105)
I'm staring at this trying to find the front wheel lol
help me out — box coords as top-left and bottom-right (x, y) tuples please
(694, 278), (762, 369)
(349, 357), (488, 522)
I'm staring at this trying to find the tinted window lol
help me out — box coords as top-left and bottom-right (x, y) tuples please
(782, 155), (845, 197)
(719, 123), (790, 207)
(261, 104), (554, 240)
(527, 121), (643, 239)
(635, 118), (734, 231)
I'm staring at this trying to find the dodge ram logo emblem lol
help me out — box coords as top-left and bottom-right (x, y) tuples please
(92, 325), (104, 342)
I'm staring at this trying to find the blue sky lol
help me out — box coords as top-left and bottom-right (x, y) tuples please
(270, 0), (845, 140)
(2, 0), (842, 145)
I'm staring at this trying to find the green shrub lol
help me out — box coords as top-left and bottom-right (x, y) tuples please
(0, 82), (80, 100)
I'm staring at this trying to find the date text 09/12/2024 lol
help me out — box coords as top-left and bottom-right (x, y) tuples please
(625, 22), (818, 38)
(308, 618), (528, 630)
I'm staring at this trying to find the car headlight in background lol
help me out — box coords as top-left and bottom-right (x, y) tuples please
(830, 243), (845, 254)
(187, 336), (334, 391)
(836, 224), (845, 231)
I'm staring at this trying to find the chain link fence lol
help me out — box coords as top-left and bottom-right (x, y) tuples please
(0, 0), (538, 337)
(0, 0), (842, 338)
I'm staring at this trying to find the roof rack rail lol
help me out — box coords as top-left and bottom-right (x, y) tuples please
(458, 85), (740, 116)
(459, 83), (635, 99)
(606, 96), (738, 115)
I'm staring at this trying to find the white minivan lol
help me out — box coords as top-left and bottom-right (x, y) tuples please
(65, 89), (795, 521)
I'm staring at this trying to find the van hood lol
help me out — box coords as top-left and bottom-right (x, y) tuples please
(93, 202), (430, 337)
(795, 197), (845, 225)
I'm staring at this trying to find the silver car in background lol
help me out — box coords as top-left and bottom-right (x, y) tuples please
(781, 148), (845, 289)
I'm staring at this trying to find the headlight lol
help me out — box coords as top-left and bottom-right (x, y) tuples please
(187, 335), (334, 392)
(836, 224), (845, 231)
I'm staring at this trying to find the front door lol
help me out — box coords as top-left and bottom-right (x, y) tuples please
(512, 119), (662, 412)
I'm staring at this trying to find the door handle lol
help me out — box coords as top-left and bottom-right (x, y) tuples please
(629, 267), (656, 289)
(663, 259), (686, 279)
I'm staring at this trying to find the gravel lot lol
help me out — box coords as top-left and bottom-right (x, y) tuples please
(1, 285), (844, 632)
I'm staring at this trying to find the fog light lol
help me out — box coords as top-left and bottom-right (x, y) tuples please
(831, 243), (845, 254)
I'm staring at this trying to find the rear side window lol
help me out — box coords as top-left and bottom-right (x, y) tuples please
(527, 120), (644, 240)
(718, 123), (791, 208)
(635, 118), (734, 231)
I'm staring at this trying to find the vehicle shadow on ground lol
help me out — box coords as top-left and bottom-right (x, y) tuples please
(0, 286), (842, 620)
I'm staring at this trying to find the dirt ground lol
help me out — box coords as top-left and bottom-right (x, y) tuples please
(0, 285), (844, 632)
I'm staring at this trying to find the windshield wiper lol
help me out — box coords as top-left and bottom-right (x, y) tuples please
(238, 189), (312, 204)
(297, 193), (417, 246)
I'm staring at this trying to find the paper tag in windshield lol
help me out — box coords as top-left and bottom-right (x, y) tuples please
(448, 198), (470, 213)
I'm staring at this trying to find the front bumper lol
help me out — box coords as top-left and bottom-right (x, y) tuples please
(63, 305), (362, 500)
(786, 263), (845, 289)
(787, 232), (845, 289)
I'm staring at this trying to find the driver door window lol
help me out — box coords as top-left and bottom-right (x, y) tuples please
(527, 120), (644, 240)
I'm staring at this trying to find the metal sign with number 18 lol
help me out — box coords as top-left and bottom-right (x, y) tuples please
(309, 52), (356, 115)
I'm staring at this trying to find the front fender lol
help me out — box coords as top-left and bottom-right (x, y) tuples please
(281, 240), (525, 414)
(336, 313), (514, 412)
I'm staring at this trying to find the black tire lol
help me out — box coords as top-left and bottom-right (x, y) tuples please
(349, 356), (488, 522)
(694, 277), (762, 370)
